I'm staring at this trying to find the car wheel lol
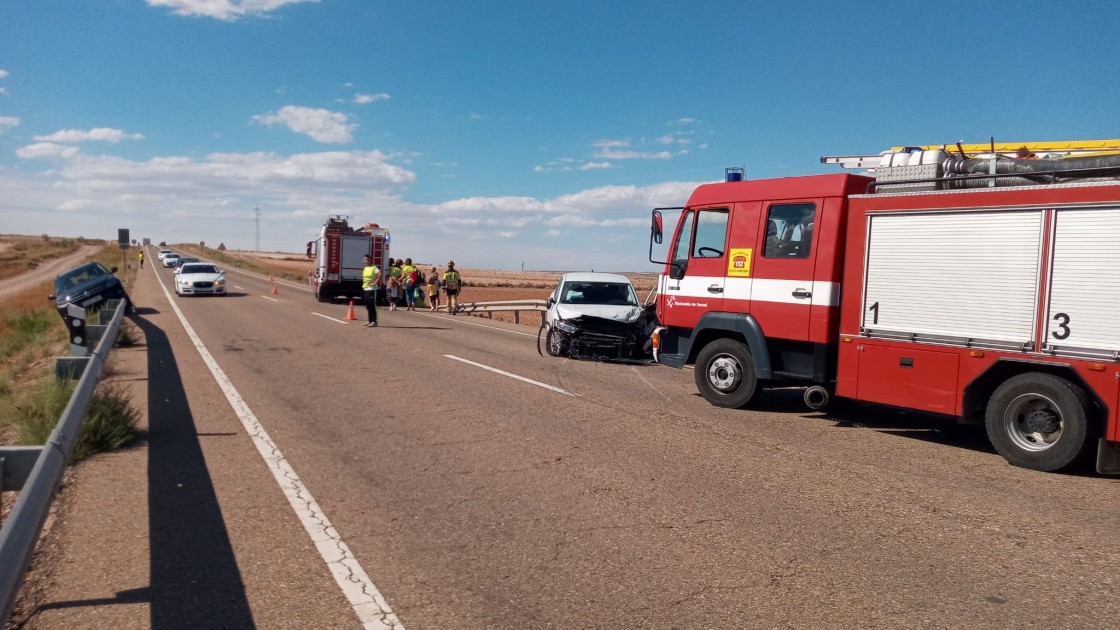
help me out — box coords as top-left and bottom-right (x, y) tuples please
(985, 373), (1096, 472)
(694, 338), (758, 409)
(546, 326), (570, 357)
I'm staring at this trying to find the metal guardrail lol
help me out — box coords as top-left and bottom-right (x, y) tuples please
(447, 299), (547, 324)
(0, 299), (127, 624)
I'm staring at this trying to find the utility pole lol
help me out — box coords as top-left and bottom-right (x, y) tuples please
(255, 204), (260, 251)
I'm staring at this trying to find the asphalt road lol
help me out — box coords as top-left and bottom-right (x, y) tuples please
(23, 254), (1120, 629)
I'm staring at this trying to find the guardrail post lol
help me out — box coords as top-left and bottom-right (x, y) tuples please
(64, 304), (87, 357)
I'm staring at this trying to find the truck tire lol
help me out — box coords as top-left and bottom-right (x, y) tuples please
(694, 338), (758, 409)
(985, 372), (1096, 472)
(315, 285), (330, 303)
(546, 326), (570, 357)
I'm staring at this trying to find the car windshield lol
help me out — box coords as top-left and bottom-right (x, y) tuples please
(181, 264), (218, 274)
(55, 262), (110, 292)
(559, 281), (638, 306)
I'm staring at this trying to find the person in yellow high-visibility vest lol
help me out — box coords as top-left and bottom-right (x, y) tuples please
(138, 250), (145, 269)
(361, 255), (382, 327)
(442, 261), (463, 315)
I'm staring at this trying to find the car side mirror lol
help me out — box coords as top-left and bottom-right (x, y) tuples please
(48, 294), (55, 301)
(546, 297), (555, 308)
(110, 266), (119, 273)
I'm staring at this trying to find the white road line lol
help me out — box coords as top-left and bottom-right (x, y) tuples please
(425, 312), (539, 338)
(445, 354), (576, 396)
(313, 312), (351, 325)
(233, 285), (246, 290)
(152, 269), (402, 630)
(260, 295), (280, 302)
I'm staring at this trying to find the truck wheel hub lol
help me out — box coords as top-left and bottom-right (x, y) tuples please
(708, 357), (740, 390)
(1025, 409), (1061, 434)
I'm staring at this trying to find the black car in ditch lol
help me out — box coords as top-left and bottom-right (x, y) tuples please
(49, 261), (133, 319)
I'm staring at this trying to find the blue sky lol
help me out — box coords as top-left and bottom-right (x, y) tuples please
(1, 1), (1119, 271)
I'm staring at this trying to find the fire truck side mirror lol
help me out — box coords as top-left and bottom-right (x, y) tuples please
(651, 211), (663, 245)
(306, 241), (315, 259)
(669, 261), (686, 280)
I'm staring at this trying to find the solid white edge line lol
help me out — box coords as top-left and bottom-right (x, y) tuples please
(444, 354), (576, 396)
(152, 267), (403, 630)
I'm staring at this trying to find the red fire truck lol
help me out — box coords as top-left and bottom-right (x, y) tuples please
(306, 215), (390, 303)
(649, 139), (1120, 473)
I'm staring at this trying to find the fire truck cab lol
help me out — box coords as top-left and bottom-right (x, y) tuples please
(651, 143), (1120, 474)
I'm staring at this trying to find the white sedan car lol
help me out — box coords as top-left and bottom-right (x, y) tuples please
(174, 263), (227, 296)
(542, 272), (655, 361)
(161, 253), (181, 268)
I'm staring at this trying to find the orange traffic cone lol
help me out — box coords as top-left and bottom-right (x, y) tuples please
(346, 300), (356, 321)
(271, 284), (279, 295)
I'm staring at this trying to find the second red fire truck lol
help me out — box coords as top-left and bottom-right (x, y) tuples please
(307, 215), (390, 303)
(649, 139), (1120, 474)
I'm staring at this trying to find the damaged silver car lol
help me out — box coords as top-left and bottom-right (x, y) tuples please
(539, 272), (657, 362)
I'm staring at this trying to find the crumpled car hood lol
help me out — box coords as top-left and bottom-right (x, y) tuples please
(555, 303), (642, 323)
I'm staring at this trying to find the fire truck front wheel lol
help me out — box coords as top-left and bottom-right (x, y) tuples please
(985, 373), (1096, 472)
(695, 339), (758, 409)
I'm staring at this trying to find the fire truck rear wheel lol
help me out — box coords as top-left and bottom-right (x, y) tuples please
(695, 338), (758, 409)
(985, 373), (1095, 472)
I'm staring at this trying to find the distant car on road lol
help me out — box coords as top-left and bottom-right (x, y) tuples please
(161, 253), (181, 268)
(174, 263), (227, 296)
(157, 249), (172, 261)
(49, 261), (133, 319)
(542, 272), (656, 361)
(172, 256), (200, 273)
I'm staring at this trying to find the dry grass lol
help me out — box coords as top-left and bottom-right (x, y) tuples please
(0, 234), (89, 282)
(1, 242), (136, 445)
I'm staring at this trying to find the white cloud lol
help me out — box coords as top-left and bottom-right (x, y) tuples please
(591, 139), (672, 161)
(16, 142), (81, 160)
(0, 138), (701, 271)
(0, 116), (19, 133)
(253, 105), (355, 143)
(578, 162), (613, 170)
(34, 128), (144, 143)
(354, 92), (390, 104)
(146, 0), (320, 21)
(0, 69), (8, 79)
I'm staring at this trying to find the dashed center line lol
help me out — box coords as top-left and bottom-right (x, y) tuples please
(445, 354), (576, 396)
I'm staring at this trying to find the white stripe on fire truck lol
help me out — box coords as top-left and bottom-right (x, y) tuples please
(664, 276), (839, 307)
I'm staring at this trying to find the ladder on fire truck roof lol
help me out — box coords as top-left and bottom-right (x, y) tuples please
(822, 138), (1120, 169)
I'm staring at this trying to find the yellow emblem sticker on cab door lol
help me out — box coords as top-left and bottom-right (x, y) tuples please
(727, 248), (752, 277)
